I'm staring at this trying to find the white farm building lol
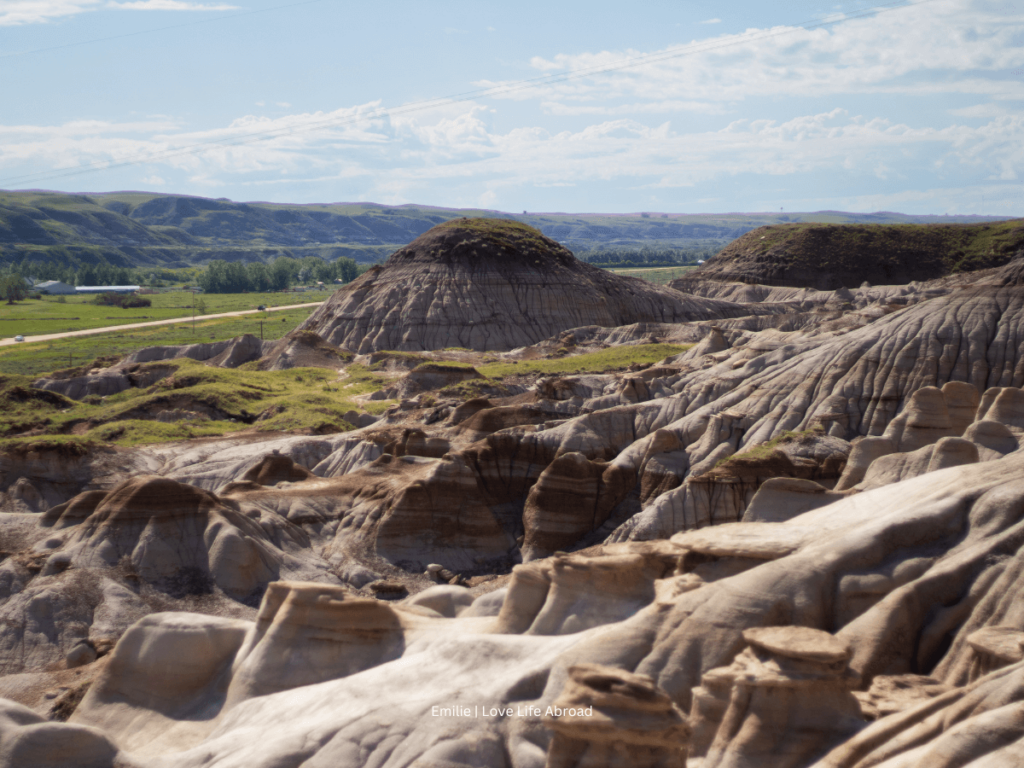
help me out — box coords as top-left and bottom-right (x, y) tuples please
(75, 285), (141, 295)
(35, 280), (76, 295)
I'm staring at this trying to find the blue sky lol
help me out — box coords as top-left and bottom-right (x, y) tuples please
(1, 0), (1022, 215)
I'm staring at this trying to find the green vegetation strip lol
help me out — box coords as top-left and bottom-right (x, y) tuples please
(0, 357), (393, 450)
(714, 427), (825, 467)
(0, 307), (318, 377)
(478, 343), (692, 378)
(0, 290), (332, 338)
(0, 327), (692, 450)
(606, 266), (698, 285)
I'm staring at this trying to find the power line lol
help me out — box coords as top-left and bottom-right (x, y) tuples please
(0, 0), (944, 190)
(0, 0), (331, 60)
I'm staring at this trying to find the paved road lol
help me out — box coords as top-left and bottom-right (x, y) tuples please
(0, 302), (324, 348)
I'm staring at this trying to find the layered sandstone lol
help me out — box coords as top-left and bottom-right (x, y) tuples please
(9, 239), (1024, 767)
(298, 218), (750, 352)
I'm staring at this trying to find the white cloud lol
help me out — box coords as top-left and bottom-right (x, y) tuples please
(141, 174), (166, 185)
(0, 105), (391, 188)
(0, 118), (179, 138)
(699, 18), (721, 24)
(949, 104), (1010, 118)
(111, 1), (239, 10)
(483, 0), (1024, 108)
(540, 99), (729, 116)
(2, 101), (1020, 203)
(0, 0), (100, 26)
(528, 56), (563, 72)
(0, 0), (235, 25)
(1, 0), (1021, 213)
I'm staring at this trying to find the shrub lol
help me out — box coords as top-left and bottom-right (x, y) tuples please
(93, 292), (151, 308)
(0, 275), (27, 304)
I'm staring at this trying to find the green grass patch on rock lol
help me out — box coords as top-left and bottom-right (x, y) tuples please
(478, 343), (692, 378)
(367, 351), (430, 370)
(606, 265), (699, 285)
(0, 375), (77, 436)
(714, 426), (826, 468)
(0, 358), (394, 450)
(411, 361), (477, 374)
(438, 379), (512, 400)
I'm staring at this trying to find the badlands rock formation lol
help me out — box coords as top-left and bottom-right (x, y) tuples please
(683, 219), (1024, 290)
(31, 330), (350, 404)
(4, 222), (1024, 767)
(299, 218), (753, 352)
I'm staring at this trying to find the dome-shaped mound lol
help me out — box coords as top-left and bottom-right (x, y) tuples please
(679, 219), (1024, 290)
(300, 218), (747, 353)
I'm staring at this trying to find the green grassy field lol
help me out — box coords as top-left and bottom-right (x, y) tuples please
(0, 307), (319, 377)
(607, 265), (699, 285)
(0, 357), (393, 450)
(0, 290), (332, 339)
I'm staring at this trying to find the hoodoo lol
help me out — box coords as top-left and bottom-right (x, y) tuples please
(299, 218), (747, 352)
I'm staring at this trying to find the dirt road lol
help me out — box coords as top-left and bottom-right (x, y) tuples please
(0, 302), (323, 348)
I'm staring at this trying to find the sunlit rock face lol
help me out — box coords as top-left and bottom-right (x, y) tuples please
(9, 453), (1024, 767)
(299, 218), (749, 353)
(9, 237), (1024, 767)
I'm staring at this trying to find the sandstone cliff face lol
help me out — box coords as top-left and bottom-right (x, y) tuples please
(299, 218), (750, 353)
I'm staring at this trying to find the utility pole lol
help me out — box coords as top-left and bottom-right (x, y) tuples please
(192, 290), (196, 333)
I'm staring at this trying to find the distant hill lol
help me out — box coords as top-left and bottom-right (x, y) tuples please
(674, 219), (1024, 290)
(0, 189), (1014, 270)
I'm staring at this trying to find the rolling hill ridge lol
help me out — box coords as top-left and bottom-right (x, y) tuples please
(0, 189), (1014, 271)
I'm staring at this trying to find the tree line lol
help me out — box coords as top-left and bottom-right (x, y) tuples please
(0, 254), (359, 294)
(575, 243), (725, 267)
(196, 255), (358, 294)
(0, 261), (184, 287)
